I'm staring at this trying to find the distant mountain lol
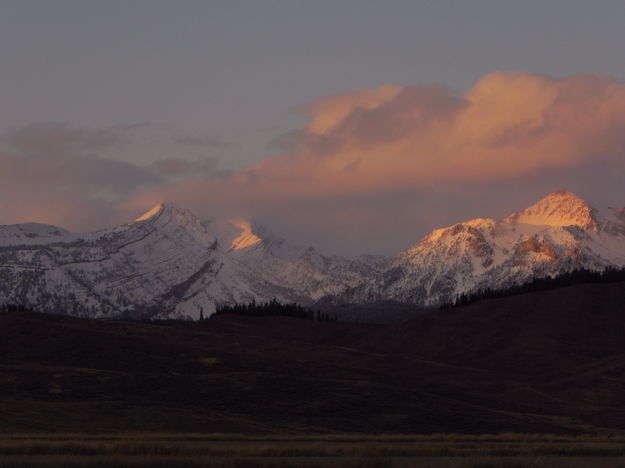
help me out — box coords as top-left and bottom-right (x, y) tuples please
(337, 190), (625, 306)
(2, 189), (624, 318)
(204, 218), (388, 301)
(0, 204), (387, 319)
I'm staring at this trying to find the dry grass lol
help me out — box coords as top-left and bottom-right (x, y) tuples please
(2, 434), (625, 467)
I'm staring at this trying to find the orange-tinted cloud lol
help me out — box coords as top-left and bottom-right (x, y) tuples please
(5, 72), (625, 254)
(125, 72), (625, 210)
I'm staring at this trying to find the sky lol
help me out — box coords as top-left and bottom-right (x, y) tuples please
(1, 1), (625, 254)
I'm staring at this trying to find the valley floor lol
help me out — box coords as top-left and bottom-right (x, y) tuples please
(4, 281), (625, 459)
(3, 433), (625, 467)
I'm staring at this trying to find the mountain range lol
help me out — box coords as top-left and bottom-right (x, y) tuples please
(0, 204), (387, 318)
(1, 189), (624, 319)
(337, 189), (625, 306)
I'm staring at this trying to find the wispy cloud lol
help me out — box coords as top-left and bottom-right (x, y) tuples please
(171, 135), (233, 149)
(3, 121), (151, 155)
(148, 156), (228, 181)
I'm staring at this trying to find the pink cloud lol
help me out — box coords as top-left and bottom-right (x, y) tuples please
(5, 72), (625, 253)
(127, 72), (625, 208)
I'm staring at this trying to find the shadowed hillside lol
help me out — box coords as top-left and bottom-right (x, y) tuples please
(2, 280), (625, 434)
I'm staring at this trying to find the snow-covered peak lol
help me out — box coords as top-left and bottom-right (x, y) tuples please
(339, 190), (625, 308)
(134, 203), (199, 226)
(228, 220), (263, 250)
(134, 203), (166, 222)
(131, 203), (216, 248)
(504, 190), (598, 229)
(203, 218), (262, 251)
(203, 218), (292, 254)
(134, 203), (192, 223)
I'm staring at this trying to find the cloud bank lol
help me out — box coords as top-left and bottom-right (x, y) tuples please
(247, 72), (625, 194)
(4, 72), (625, 253)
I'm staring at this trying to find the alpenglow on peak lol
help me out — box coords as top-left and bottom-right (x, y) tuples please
(133, 203), (196, 224)
(228, 220), (263, 250)
(134, 203), (166, 223)
(504, 189), (597, 229)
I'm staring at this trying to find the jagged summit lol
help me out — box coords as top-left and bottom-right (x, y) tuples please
(203, 218), (262, 251)
(227, 220), (263, 250)
(134, 202), (193, 222)
(338, 189), (625, 308)
(130, 203), (217, 251)
(504, 189), (598, 229)
(134, 203), (166, 222)
(134, 202), (200, 226)
(0, 202), (386, 319)
(4, 189), (624, 319)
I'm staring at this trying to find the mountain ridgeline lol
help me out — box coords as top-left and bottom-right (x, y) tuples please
(0, 206), (387, 319)
(1, 190), (625, 319)
(335, 190), (625, 307)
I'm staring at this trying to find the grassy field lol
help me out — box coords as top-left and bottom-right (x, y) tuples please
(6, 285), (625, 436)
(3, 434), (625, 467)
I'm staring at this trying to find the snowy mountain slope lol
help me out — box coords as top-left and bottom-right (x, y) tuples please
(0, 205), (386, 318)
(153, 211), (390, 314)
(338, 190), (625, 306)
(204, 218), (388, 300)
(0, 223), (73, 246)
(3, 189), (622, 318)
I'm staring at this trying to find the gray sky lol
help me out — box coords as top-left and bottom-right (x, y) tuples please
(2, 1), (625, 254)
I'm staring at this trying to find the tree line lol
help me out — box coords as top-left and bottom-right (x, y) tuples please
(211, 298), (337, 321)
(441, 266), (625, 309)
(0, 303), (36, 313)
